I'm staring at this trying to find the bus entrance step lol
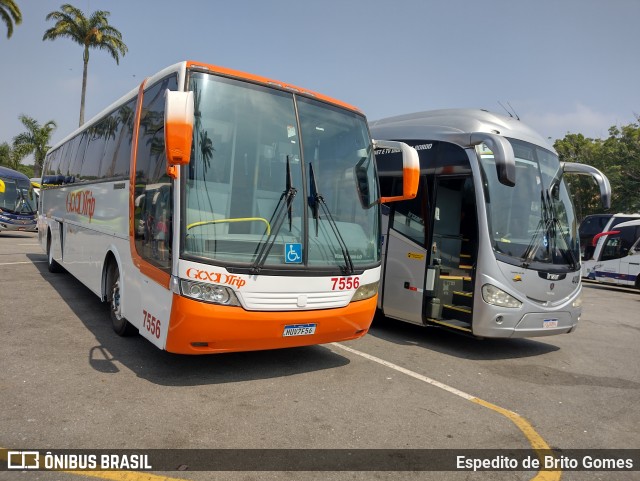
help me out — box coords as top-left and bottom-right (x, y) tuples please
(442, 304), (472, 324)
(452, 290), (473, 308)
(426, 317), (472, 333)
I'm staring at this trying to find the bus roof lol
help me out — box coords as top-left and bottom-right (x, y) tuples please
(0, 165), (30, 182)
(369, 109), (554, 151)
(48, 60), (361, 155)
(611, 219), (640, 230)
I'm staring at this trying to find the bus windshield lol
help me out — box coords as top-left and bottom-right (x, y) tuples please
(479, 138), (579, 271)
(182, 72), (379, 271)
(0, 176), (37, 215)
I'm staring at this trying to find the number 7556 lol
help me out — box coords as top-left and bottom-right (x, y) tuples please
(331, 277), (360, 290)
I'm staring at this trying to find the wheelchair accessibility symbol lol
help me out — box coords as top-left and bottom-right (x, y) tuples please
(285, 243), (302, 264)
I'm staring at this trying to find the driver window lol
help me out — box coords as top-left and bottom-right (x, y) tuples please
(601, 237), (622, 261)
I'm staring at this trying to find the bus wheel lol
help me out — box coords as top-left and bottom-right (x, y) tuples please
(107, 263), (137, 336)
(46, 233), (63, 273)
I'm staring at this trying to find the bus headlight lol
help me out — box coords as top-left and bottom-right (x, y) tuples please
(180, 279), (240, 306)
(481, 284), (522, 308)
(351, 281), (379, 302)
(572, 295), (583, 308)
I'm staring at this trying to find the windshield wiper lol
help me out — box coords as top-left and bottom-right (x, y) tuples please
(251, 156), (297, 274)
(520, 191), (551, 268)
(545, 190), (579, 269)
(308, 162), (354, 275)
(520, 191), (578, 269)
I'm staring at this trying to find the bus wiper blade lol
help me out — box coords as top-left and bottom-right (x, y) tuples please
(251, 156), (297, 274)
(308, 162), (320, 236)
(545, 191), (579, 270)
(520, 191), (549, 267)
(308, 163), (354, 275)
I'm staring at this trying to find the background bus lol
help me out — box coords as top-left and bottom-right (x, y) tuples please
(370, 109), (610, 338)
(582, 219), (640, 287)
(0, 166), (38, 233)
(38, 60), (418, 354)
(579, 212), (640, 263)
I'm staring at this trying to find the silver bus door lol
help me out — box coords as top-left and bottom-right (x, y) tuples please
(381, 228), (428, 326)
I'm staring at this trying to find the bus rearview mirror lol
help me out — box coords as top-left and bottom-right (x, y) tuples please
(374, 140), (420, 203)
(164, 90), (195, 168)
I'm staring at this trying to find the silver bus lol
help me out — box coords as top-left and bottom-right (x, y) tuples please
(371, 109), (611, 338)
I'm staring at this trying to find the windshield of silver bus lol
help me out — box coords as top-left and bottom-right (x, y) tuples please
(479, 138), (579, 271)
(0, 176), (37, 215)
(182, 72), (379, 271)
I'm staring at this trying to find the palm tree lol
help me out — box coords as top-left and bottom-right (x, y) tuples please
(0, 142), (29, 171)
(43, 4), (127, 126)
(13, 115), (57, 177)
(0, 0), (21, 38)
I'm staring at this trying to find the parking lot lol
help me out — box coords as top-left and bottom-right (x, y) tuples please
(1, 231), (639, 481)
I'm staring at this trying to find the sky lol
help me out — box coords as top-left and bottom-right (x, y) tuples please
(1, 0), (639, 164)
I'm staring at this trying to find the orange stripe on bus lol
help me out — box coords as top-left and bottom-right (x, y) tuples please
(185, 60), (361, 114)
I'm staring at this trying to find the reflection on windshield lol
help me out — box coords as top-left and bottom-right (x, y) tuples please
(0, 177), (37, 214)
(479, 138), (579, 270)
(182, 72), (379, 271)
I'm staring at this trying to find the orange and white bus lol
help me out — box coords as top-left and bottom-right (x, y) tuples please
(38, 60), (418, 354)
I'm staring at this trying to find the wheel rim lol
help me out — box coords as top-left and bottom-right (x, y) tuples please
(111, 279), (122, 321)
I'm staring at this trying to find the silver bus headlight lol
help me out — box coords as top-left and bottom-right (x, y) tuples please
(481, 284), (522, 308)
(180, 279), (240, 306)
(572, 295), (583, 308)
(351, 281), (379, 302)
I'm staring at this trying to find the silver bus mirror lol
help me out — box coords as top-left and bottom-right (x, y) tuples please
(470, 132), (516, 187)
(561, 162), (611, 209)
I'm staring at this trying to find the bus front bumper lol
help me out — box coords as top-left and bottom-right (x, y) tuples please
(165, 294), (377, 354)
(474, 309), (578, 338)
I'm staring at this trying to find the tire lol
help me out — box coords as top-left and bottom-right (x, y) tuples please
(107, 263), (137, 336)
(46, 233), (63, 273)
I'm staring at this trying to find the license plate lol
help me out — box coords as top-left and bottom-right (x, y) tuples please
(283, 323), (316, 337)
(543, 319), (558, 328)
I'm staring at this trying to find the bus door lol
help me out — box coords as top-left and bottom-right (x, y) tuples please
(425, 176), (477, 332)
(622, 238), (640, 287)
(594, 235), (623, 285)
(381, 177), (428, 325)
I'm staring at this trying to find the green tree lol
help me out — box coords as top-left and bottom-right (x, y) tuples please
(12, 115), (57, 178)
(43, 4), (128, 126)
(0, 141), (30, 171)
(0, 0), (22, 38)
(555, 118), (640, 220)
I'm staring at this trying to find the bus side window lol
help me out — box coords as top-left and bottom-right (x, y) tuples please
(391, 177), (427, 246)
(134, 75), (178, 271)
(601, 236), (622, 261)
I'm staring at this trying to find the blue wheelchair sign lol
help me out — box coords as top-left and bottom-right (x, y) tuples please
(285, 243), (302, 264)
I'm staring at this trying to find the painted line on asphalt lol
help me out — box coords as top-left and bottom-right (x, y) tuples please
(332, 342), (561, 481)
(0, 260), (47, 265)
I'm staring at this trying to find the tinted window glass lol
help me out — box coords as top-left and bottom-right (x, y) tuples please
(80, 122), (107, 181)
(44, 148), (60, 176)
(100, 112), (123, 179)
(111, 100), (136, 179)
(68, 132), (88, 180)
(134, 75), (178, 271)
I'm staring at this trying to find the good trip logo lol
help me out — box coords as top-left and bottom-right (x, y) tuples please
(66, 190), (96, 222)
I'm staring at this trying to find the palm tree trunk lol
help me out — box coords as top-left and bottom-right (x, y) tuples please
(80, 46), (89, 126)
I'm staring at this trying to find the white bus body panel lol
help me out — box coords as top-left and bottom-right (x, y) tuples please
(39, 180), (172, 349)
(178, 260), (380, 311)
